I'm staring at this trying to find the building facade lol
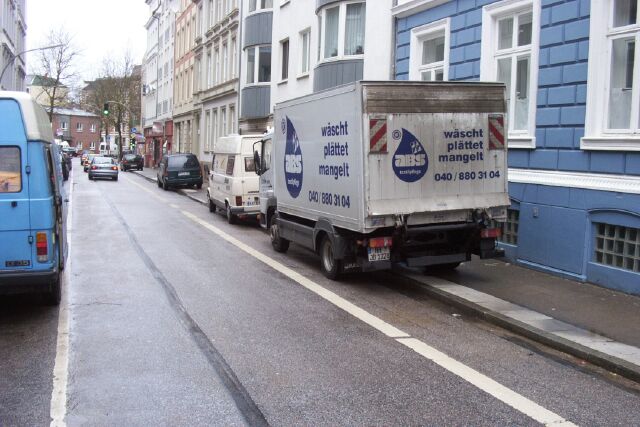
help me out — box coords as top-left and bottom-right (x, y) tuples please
(173, 0), (198, 156)
(393, 0), (640, 294)
(26, 74), (69, 107)
(0, 0), (26, 91)
(142, 0), (179, 167)
(51, 108), (101, 152)
(191, 0), (240, 169)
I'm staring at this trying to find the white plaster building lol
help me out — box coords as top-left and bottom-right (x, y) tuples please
(142, 0), (179, 166)
(0, 0), (27, 91)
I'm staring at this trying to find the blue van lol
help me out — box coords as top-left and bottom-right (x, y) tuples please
(0, 92), (68, 304)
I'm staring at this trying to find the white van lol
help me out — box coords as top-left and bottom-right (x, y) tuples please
(207, 134), (262, 223)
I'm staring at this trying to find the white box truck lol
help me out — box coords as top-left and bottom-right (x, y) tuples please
(253, 81), (509, 279)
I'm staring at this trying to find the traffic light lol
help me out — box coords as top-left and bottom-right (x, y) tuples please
(103, 103), (109, 116)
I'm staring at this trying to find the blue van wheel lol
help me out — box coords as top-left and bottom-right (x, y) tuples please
(46, 272), (61, 305)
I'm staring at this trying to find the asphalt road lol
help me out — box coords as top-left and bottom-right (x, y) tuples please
(1, 159), (639, 426)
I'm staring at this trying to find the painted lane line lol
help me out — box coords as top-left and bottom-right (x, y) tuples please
(50, 166), (74, 427)
(396, 338), (576, 426)
(180, 209), (576, 426)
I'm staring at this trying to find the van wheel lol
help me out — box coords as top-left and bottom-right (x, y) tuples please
(270, 212), (289, 253)
(320, 236), (342, 280)
(226, 204), (237, 224)
(208, 197), (216, 213)
(46, 272), (61, 306)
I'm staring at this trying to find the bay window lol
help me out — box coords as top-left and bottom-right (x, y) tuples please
(246, 45), (271, 84)
(249, 0), (272, 13)
(319, 2), (366, 61)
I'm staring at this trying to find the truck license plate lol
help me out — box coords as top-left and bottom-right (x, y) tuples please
(368, 247), (390, 262)
(178, 172), (189, 176)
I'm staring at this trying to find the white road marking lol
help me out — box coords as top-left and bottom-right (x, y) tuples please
(50, 167), (74, 427)
(180, 209), (576, 426)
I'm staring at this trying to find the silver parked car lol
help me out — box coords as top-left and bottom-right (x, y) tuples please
(88, 156), (119, 181)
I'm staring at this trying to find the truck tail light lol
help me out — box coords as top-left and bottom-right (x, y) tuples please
(235, 196), (243, 206)
(481, 228), (502, 238)
(36, 232), (48, 262)
(488, 114), (505, 150)
(369, 237), (393, 248)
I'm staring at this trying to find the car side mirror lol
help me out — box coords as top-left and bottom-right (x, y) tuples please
(253, 150), (262, 175)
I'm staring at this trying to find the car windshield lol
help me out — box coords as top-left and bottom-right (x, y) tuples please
(93, 157), (113, 164)
(168, 155), (199, 169)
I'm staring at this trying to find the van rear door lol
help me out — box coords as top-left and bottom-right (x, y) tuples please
(0, 100), (32, 272)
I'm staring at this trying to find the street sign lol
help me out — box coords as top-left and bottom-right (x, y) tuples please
(131, 127), (137, 133)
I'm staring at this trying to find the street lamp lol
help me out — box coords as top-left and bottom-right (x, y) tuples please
(0, 44), (65, 88)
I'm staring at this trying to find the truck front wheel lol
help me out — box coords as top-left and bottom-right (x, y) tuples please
(320, 236), (342, 280)
(270, 213), (289, 253)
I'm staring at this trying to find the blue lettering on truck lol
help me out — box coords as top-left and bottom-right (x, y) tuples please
(283, 116), (303, 198)
(392, 128), (428, 182)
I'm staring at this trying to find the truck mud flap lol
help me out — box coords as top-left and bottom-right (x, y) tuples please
(406, 253), (469, 268)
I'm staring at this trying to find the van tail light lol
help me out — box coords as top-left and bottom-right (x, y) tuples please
(235, 196), (243, 206)
(369, 237), (393, 248)
(481, 228), (502, 238)
(36, 232), (48, 262)
(488, 114), (505, 150)
(111, 166), (117, 170)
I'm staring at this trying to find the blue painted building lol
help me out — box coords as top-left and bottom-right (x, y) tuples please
(393, 0), (640, 294)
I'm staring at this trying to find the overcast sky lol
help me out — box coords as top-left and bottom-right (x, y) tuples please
(26, 0), (149, 81)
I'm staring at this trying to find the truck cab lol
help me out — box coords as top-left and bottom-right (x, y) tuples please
(0, 91), (68, 304)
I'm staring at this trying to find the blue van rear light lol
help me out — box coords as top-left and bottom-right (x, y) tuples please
(36, 232), (48, 262)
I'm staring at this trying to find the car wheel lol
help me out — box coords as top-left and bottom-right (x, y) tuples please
(208, 197), (216, 213)
(113, 176), (118, 181)
(196, 182), (203, 189)
(162, 179), (169, 191)
(140, 166), (143, 171)
(270, 212), (290, 253)
(319, 235), (342, 280)
(46, 271), (61, 306)
(157, 179), (161, 188)
(226, 204), (237, 224)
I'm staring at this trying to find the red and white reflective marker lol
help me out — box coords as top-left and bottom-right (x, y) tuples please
(488, 114), (505, 150)
(369, 117), (388, 153)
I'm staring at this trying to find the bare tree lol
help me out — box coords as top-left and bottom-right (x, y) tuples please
(82, 52), (141, 159)
(35, 29), (80, 122)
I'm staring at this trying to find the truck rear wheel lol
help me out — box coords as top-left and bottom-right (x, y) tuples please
(320, 236), (342, 280)
(270, 213), (289, 253)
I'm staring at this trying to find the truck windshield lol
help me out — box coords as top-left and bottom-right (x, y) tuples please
(0, 146), (21, 193)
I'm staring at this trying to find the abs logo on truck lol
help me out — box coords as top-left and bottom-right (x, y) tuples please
(392, 128), (428, 182)
(283, 116), (303, 198)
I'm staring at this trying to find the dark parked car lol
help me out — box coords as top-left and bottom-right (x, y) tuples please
(120, 154), (144, 171)
(157, 153), (202, 191)
(88, 156), (119, 181)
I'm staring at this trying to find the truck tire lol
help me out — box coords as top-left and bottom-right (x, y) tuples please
(319, 236), (342, 280)
(46, 272), (61, 306)
(270, 213), (289, 253)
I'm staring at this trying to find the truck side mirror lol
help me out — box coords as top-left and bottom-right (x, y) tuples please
(253, 150), (262, 175)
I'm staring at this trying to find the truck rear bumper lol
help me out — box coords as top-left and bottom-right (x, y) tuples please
(405, 253), (469, 268)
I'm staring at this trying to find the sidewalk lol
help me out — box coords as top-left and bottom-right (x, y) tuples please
(128, 167), (208, 205)
(127, 168), (640, 382)
(398, 261), (640, 382)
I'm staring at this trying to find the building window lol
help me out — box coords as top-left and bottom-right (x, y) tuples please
(205, 110), (211, 151)
(221, 106), (227, 137)
(222, 42), (228, 82)
(500, 209), (519, 245)
(231, 37), (237, 78)
(206, 50), (212, 88)
(246, 45), (271, 84)
(212, 109), (218, 148)
(90, 142), (95, 150)
(61, 121), (68, 130)
(300, 29), (311, 75)
(229, 105), (236, 134)
(409, 19), (450, 81)
(249, 0), (272, 13)
(215, 48), (220, 85)
(320, 2), (366, 61)
(583, 0), (640, 150)
(480, 0), (539, 149)
(76, 122), (83, 132)
(280, 39), (289, 81)
(594, 223), (640, 272)
(90, 124), (96, 133)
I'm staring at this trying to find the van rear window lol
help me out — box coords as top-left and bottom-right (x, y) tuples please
(169, 155), (199, 168)
(0, 146), (21, 193)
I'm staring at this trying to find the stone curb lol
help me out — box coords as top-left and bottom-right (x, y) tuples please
(398, 272), (640, 384)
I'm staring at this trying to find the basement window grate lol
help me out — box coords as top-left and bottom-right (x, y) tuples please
(594, 223), (640, 272)
(500, 209), (519, 245)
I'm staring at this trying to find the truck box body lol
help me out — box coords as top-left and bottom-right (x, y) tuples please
(272, 81), (509, 234)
